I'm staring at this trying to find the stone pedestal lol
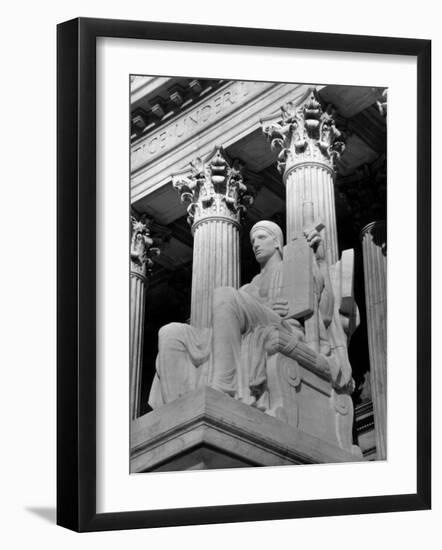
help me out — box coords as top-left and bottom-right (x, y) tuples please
(173, 147), (254, 328)
(361, 221), (387, 460)
(130, 386), (361, 472)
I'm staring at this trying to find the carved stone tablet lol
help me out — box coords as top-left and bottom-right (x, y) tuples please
(281, 238), (313, 319)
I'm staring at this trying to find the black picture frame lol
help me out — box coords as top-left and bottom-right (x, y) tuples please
(57, 17), (431, 532)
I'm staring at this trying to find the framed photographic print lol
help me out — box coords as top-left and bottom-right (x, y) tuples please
(57, 17), (431, 532)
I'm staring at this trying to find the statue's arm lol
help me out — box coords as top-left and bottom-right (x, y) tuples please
(317, 260), (335, 327)
(305, 227), (335, 326)
(265, 323), (342, 386)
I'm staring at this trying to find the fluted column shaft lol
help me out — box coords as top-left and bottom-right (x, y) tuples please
(174, 146), (254, 329)
(285, 164), (338, 265)
(361, 221), (387, 460)
(130, 271), (147, 419)
(191, 218), (240, 328)
(130, 216), (160, 419)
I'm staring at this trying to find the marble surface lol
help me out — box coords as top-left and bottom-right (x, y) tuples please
(131, 386), (362, 472)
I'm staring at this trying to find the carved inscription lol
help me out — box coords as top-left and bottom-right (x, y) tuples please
(131, 81), (268, 172)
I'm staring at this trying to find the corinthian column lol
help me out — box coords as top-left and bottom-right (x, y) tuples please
(130, 215), (160, 419)
(262, 89), (345, 264)
(173, 147), (254, 328)
(360, 221), (387, 460)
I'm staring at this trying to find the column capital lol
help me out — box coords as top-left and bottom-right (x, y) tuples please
(360, 220), (386, 238)
(261, 88), (345, 176)
(172, 146), (255, 231)
(360, 220), (387, 257)
(130, 214), (161, 280)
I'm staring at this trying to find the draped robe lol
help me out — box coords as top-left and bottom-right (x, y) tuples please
(148, 254), (352, 410)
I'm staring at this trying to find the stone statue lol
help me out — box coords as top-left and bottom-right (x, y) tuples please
(148, 218), (360, 456)
(150, 219), (351, 400)
(142, 91), (364, 459)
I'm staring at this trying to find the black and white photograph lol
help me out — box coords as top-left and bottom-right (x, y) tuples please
(0, 0), (437, 543)
(129, 76), (387, 472)
(52, 13), (431, 535)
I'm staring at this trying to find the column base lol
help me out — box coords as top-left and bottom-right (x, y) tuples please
(130, 386), (362, 472)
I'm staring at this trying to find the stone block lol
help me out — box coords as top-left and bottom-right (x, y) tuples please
(131, 386), (362, 473)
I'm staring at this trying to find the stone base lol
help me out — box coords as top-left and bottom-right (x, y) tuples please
(130, 386), (362, 472)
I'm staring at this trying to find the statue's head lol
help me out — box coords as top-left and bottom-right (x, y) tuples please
(249, 220), (284, 265)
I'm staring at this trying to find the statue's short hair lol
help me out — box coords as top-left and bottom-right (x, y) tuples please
(249, 220), (284, 256)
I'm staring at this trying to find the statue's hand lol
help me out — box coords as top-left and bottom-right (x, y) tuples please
(305, 228), (325, 261)
(269, 298), (289, 318)
(265, 322), (303, 356)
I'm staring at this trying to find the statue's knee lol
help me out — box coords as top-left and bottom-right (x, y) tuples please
(213, 286), (236, 309)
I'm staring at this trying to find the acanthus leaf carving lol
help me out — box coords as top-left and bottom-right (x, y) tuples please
(172, 146), (255, 228)
(262, 89), (346, 175)
(130, 214), (161, 279)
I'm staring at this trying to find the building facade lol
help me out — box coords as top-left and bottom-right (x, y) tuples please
(129, 76), (387, 471)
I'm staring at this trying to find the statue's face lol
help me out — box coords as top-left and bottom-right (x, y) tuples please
(251, 229), (279, 265)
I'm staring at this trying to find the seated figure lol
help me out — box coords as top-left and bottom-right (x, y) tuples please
(148, 220), (360, 456)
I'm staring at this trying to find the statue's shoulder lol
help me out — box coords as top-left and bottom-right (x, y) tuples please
(248, 273), (262, 287)
(241, 274), (260, 296)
